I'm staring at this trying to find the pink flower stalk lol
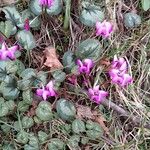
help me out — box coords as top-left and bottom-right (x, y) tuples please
(76, 59), (94, 74)
(88, 85), (108, 104)
(96, 20), (113, 38)
(68, 75), (77, 85)
(109, 55), (133, 87)
(39, 0), (53, 7)
(36, 80), (56, 100)
(0, 42), (19, 60)
(24, 18), (30, 31)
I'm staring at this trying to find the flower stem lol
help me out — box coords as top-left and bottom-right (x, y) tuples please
(63, 0), (71, 30)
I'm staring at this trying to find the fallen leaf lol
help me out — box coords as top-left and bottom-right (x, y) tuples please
(44, 47), (63, 70)
(76, 105), (94, 119)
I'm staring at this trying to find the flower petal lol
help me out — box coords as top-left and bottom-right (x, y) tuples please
(120, 74), (133, 87)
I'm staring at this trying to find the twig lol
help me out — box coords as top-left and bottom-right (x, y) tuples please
(101, 99), (150, 129)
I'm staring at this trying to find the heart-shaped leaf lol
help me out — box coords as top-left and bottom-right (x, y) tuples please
(23, 90), (33, 104)
(75, 39), (102, 61)
(35, 101), (53, 121)
(56, 98), (76, 121)
(124, 12), (141, 28)
(51, 70), (66, 83)
(16, 30), (36, 51)
(22, 116), (34, 129)
(38, 131), (48, 143)
(16, 131), (29, 144)
(48, 138), (65, 150)
(62, 51), (76, 73)
(72, 119), (85, 134)
(80, 1), (104, 27)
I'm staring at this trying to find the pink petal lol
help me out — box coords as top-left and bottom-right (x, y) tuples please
(109, 69), (119, 78)
(88, 88), (94, 96)
(93, 85), (100, 92)
(111, 75), (123, 85)
(84, 59), (93, 74)
(42, 90), (50, 100)
(0, 51), (8, 60)
(119, 62), (127, 72)
(120, 74), (133, 87)
(47, 0), (53, 7)
(1, 42), (7, 51)
(36, 89), (43, 96)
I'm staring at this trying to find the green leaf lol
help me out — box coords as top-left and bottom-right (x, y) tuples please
(46, 0), (63, 15)
(38, 131), (48, 143)
(68, 135), (80, 149)
(62, 51), (76, 73)
(72, 119), (85, 134)
(35, 101), (53, 121)
(23, 90), (33, 104)
(16, 30), (36, 51)
(33, 71), (48, 87)
(20, 68), (36, 79)
(0, 20), (16, 38)
(17, 9), (40, 30)
(80, 1), (104, 27)
(141, 0), (150, 11)
(0, 61), (18, 81)
(18, 101), (30, 112)
(3, 5), (21, 25)
(24, 145), (38, 150)
(29, 0), (42, 16)
(48, 138), (65, 150)
(14, 121), (21, 131)
(86, 120), (103, 139)
(16, 131), (29, 144)
(2, 144), (15, 150)
(0, 76), (20, 100)
(56, 98), (76, 121)
(22, 116), (34, 129)
(0, 101), (9, 117)
(75, 39), (102, 61)
(14, 59), (25, 75)
(28, 134), (39, 148)
(124, 12), (141, 28)
(5, 100), (15, 111)
(1, 124), (11, 133)
(81, 137), (89, 145)
(51, 70), (66, 83)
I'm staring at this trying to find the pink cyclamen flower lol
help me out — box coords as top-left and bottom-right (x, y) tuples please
(96, 20), (113, 38)
(36, 86), (51, 100)
(76, 59), (94, 74)
(109, 55), (133, 87)
(112, 55), (127, 72)
(36, 80), (56, 100)
(0, 42), (19, 60)
(39, 0), (53, 7)
(88, 85), (108, 104)
(46, 81), (56, 96)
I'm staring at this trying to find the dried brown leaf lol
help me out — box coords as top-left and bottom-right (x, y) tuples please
(76, 105), (94, 119)
(44, 47), (63, 70)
